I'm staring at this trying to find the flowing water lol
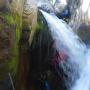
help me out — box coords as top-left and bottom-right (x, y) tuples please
(40, 10), (86, 63)
(40, 10), (90, 90)
(71, 49), (90, 90)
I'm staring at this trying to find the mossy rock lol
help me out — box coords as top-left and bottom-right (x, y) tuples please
(0, 11), (22, 80)
(0, 15), (15, 80)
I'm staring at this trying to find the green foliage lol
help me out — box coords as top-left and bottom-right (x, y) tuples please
(4, 14), (14, 25)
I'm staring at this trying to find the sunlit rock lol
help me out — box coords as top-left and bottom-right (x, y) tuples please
(69, 0), (90, 31)
(11, 0), (24, 15)
(54, 0), (67, 14)
(22, 0), (38, 45)
(37, 0), (55, 13)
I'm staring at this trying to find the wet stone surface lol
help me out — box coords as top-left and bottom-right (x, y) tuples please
(0, 75), (13, 90)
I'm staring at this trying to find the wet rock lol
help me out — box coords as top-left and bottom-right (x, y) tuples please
(0, 74), (13, 90)
(56, 6), (71, 21)
(38, 1), (55, 13)
(67, 0), (81, 14)
(77, 23), (90, 46)
(54, 0), (67, 13)
(23, 0), (38, 45)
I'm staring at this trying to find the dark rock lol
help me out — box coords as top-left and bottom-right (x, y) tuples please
(0, 74), (13, 90)
(77, 23), (90, 46)
(38, 1), (55, 13)
(56, 6), (71, 21)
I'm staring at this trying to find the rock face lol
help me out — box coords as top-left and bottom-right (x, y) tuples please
(68, 0), (90, 31)
(11, 0), (24, 15)
(28, 11), (56, 90)
(0, 7), (16, 90)
(67, 0), (81, 14)
(77, 23), (90, 46)
(23, 0), (37, 29)
(37, 0), (55, 13)
(0, 0), (23, 89)
(22, 0), (38, 45)
(0, 74), (13, 90)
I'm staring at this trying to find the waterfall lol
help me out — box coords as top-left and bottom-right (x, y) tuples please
(40, 10), (90, 90)
(71, 49), (90, 90)
(40, 10), (87, 63)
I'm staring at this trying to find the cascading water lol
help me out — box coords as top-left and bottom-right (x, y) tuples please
(71, 49), (90, 90)
(40, 10), (86, 63)
(40, 10), (90, 90)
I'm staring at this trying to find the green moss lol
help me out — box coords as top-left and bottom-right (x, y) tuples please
(0, 23), (4, 30)
(6, 13), (22, 76)
(4, 14), (14, 25)
(0, 10), (22, 80)
(36, 22), (44, 30)
(9, 16), (22, 76)
(7, 55), (18, 76)
(0, 12), (14, 25)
